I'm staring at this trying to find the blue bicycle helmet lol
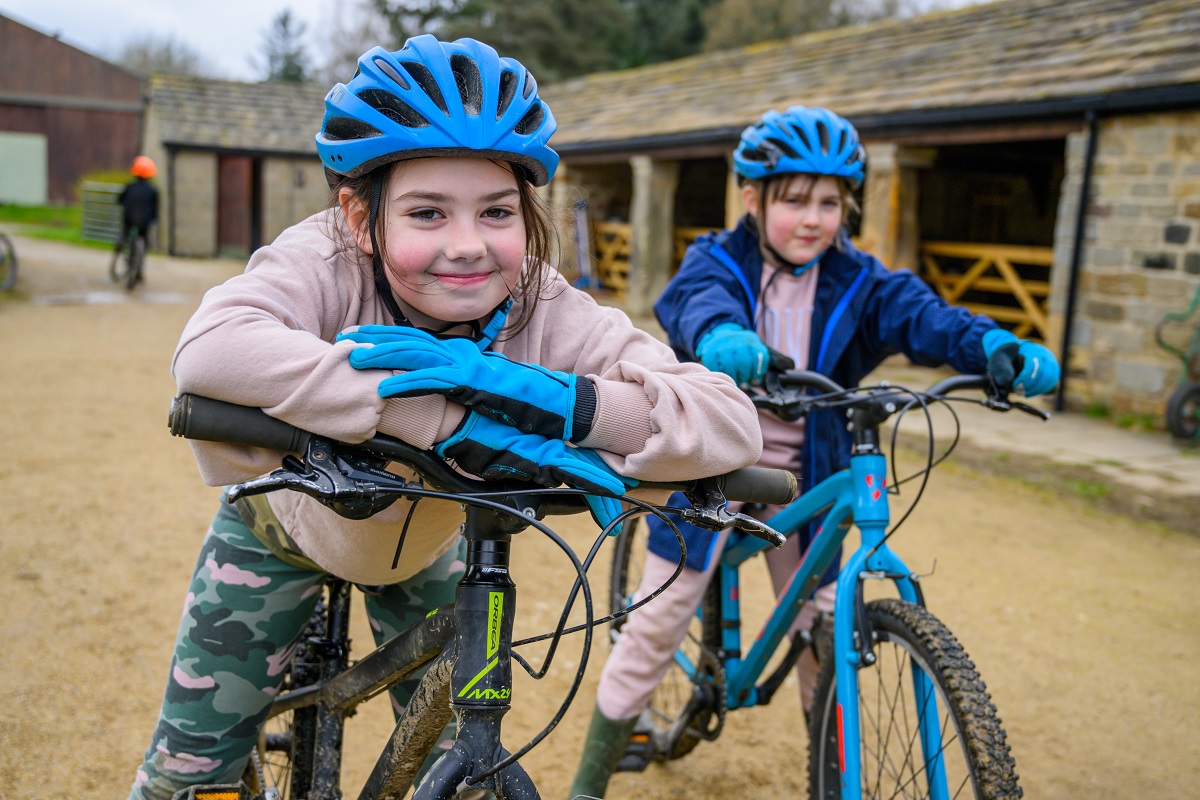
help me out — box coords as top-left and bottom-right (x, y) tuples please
(316, 35), (559, 186)
(734, 106), (865, 188)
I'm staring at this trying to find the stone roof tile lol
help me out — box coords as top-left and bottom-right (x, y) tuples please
(148, 74), (327, 154)
(542, 0), (1200, 147)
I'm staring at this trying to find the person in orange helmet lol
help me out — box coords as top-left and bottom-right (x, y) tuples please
(112, 156), (160, 284)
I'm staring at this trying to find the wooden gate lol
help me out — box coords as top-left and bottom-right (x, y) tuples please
(590, 222), (710, 299)
(919, 241), (1054, 342)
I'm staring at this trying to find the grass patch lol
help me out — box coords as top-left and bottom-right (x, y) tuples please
(1092, 458), (1125, 468)
(0, 203), (119, 251)
(1064, 478), (1109, 500)
(0, 203), (107, 248)
(1114, 413), (1157, 432)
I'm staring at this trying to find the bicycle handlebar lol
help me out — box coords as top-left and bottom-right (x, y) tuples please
(167, 394), (798, 507)
(756, 370), (1048, 421)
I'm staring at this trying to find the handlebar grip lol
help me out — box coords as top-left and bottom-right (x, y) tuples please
(168, 394), (311, 453)
(720, 466), (797, 506)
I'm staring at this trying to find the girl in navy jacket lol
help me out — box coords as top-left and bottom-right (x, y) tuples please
(568, 106), (1060, 798)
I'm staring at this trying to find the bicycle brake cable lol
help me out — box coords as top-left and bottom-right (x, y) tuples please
(472, 496), (687, 786)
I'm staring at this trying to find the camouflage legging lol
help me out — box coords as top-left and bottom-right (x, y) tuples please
(129, 498), (465, 800)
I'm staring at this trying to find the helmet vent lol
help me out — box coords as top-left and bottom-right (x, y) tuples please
(521, 71), (535, 100)
(837, 130), (847, 153)
(358, 88), (431, 129)
(451, 54), (483, 116)
(816, 121), (831, 154)
(789, 124), (811, 152)
(401, 61), (449, 115)
(497, 70), (517, 119)
(765, 136), (798, 159)
(323, 116), (383, 141)
(372, 57), (410, 91)
(513, 103), (544, 135)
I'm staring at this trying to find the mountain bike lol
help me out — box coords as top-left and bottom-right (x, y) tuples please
(1154, 281), (1200, 441)
(610, 369), (1049, 800)
(0, 230), (16, 291)
(165, 393), (796, 800)
(111, 225), (146, 290)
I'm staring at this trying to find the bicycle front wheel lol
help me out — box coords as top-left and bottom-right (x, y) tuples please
(126, 236), (146, 290)
(1, 233), (17, 290)
(809, 598), (1021, 800)
(609, 518), (723, 761)
(1166, 381), (1200, 440)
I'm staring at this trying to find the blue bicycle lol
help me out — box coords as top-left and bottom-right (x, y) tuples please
(610, 369), (1044, 799)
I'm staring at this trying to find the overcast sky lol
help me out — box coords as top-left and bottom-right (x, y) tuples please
(0, 0), (343, 81)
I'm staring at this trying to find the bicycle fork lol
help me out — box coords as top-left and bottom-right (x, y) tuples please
(832, 451), (949, 800)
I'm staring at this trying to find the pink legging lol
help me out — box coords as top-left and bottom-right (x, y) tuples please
(596, 527), (836, 721)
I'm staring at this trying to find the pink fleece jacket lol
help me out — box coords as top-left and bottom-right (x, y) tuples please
(172, 209), (762, 583)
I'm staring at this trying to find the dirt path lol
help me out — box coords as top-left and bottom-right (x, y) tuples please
(1, 233), (1197, 799)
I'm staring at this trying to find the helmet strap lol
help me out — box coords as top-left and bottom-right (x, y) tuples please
(366, 173), (510, 350)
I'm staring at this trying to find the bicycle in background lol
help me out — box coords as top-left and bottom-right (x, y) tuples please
(165, 393), (795, 800)
(110, 225), (146, 291)
(0, 230), (16, 291)
(1155, 282), (1200, 441)
(610, 369), (1048, 800)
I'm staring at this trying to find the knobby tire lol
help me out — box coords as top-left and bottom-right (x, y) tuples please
(0, 233), (15, 291)
(1166, 381), (1200, 440)
(126, 236), (146, 290)
(808, 598), (1021, 800)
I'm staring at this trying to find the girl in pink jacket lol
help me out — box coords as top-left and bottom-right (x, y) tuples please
(128, 36), (761, 800)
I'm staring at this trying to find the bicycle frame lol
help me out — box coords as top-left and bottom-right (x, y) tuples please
(262, 504), (539, 800)
(710, 450), (949, 800)
(166, 393), (796, 800)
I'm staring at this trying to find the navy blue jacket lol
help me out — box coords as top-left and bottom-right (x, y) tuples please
(647, 216), (996, 576)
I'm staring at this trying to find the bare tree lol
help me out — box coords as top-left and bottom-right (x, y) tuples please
(252, 8), (312, 83)
(315, 0), (392, 86)
(111, 33), (220, 78)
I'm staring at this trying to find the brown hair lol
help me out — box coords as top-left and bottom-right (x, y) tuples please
(326, 158), (559, 340)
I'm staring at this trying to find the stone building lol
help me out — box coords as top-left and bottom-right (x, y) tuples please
(542, 0), (1200, 418)
(142, 74), (329, 258)
(135, 0), (1197, 420)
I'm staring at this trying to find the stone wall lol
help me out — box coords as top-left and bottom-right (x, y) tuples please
(170, 151), (218, 258)
(1057, 110), (1200, 418)
(261, 158), (328, 245)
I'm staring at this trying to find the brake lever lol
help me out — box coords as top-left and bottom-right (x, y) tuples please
(228, 437), (424, 519)
(980, 387), (1052, 421)
(1011, 401), (1052, 421)
(730, 512), (787, 547)
(753, 370), (811, 422)
(677, 480), (787, 548)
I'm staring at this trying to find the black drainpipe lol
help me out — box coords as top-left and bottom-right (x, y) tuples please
(1055, 109), (1098, 413)
(167, 146), (176, 257)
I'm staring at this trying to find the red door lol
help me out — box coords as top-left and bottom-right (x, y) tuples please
(217, 155), (254, 257)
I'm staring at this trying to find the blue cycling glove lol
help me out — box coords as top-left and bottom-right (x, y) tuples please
(340, 325), (593, 442)
(695, 323), (770, 387)
(982, 329), (1060, 397)
(436, 411), (636, 535)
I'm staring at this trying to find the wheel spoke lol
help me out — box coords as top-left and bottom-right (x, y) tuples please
(811, 600), (1020, 800)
